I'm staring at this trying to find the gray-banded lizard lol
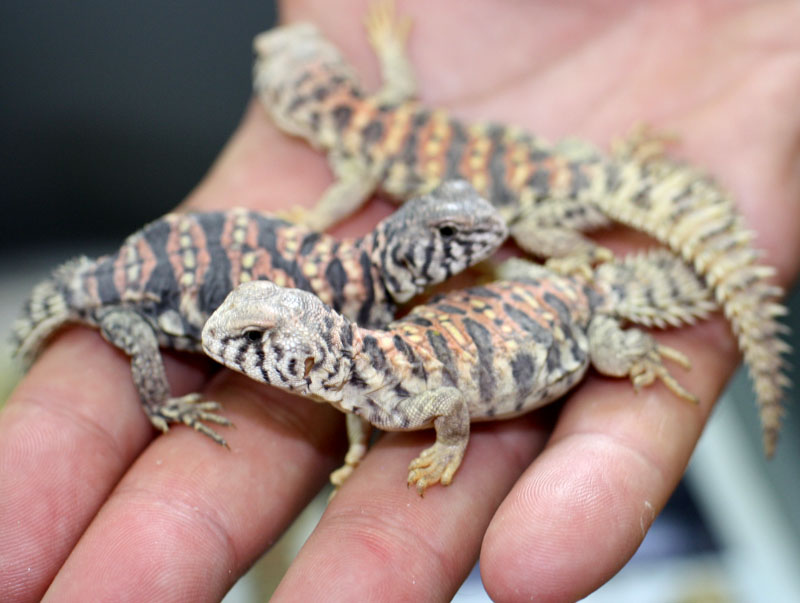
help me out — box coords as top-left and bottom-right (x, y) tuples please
(12, 181), (507, 445)
(201, 250), (716, 493)
(251, 2), (790, 454)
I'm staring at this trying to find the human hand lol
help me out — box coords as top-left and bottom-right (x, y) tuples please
(1, 1), (798, 601)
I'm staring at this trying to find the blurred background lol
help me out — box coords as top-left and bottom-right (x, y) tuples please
(2, 2), (798, 601)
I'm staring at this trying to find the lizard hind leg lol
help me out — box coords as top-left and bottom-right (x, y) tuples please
(96, 307), (233, 447)
(587, 314), (698, 404)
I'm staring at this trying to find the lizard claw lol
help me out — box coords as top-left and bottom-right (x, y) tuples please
(589, 316), (698, 404)
(612, 123), (678, 164)
(327, 463), (357, 502)
(329, 463), (356, 489)
(407, 441), (466, 496)
(545, 246), (614, 281)
(275, 205), (315, 228)
(148, 393), (233, 448)
(629, 346), (698, 404)
(365, 0), (412, 51)
(545, 256), (594, 281)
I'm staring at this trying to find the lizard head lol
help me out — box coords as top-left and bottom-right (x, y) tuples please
(253, 23), (362, 144)
(202, 280), (352, 400)
(375, 180), (508, 303)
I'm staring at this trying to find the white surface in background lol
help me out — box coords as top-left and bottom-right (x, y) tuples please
(687, 393), (800, 603)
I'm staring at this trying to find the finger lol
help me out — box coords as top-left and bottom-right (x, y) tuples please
(480, 318), (739, 601)
(271, 412), (554, 601)
(43, 370), (343, 601)
(0, 328), (207, 601)
(184, 101), (335, 214)
(3, 82), (389, 602)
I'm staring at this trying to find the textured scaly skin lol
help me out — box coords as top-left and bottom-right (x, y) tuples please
(12, 182), (507, 445)
(252, 3), (790, 454)
(201, 250), (716, 494)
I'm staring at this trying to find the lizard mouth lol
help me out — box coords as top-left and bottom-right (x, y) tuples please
(200, 328), (221, 360)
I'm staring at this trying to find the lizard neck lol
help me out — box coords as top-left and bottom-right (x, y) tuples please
(359, 222), (424, 310)
(304, 319), (401, 409)
(296, 230), (394, 329)
(342, 324), (448, 421)
(331, 326), (408, 414)
(351, 328), (402, 386)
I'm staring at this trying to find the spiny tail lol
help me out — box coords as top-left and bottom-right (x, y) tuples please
(600, 130), (790, 456)
(593, 249), (716, 328)
(497, 250), (715, 329)
(11, 256), (94, 366)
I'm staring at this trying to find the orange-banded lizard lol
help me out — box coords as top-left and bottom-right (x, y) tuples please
(251, 2), (790, 455)
(201, 250), (716, 493)
(12, 181), (507, 445)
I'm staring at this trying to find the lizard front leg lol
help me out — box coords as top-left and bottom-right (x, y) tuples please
(96, 307), (232, 446)
(370, 386), (470, 495)
(509, 198), (614, 279)
(587, 314), (697, 403)
(287, 152), (381, 231)
(364, 0), (418, 105)
(509, 224), (613, 280)
(329, 413), (372, 493)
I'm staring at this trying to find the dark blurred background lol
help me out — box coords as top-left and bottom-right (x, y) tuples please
(1, 1), (277, 252)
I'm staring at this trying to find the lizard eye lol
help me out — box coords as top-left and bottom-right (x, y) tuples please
(243, 329), (264, 343)
(438, 224), (457, 239)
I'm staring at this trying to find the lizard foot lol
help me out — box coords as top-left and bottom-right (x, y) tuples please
(629, 345), (698, 404)
(329, 463), (355, 489)
(407, 440), (467, 496)
(545, 246), (615, 281)
(328, 436), (368, 490)
(275, 205), (314, 227)
(364, 0), (411, 54)
(327, 464), (356, 502)
(612, 123), (678, 164)
(589, 316), (698, 404)
(327, 416), (370, 499)
(148, 393), (233, 447)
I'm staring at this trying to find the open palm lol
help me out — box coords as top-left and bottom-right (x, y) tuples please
(1, 1), (798, 601)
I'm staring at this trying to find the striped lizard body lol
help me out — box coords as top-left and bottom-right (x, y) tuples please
(12, 181), (507, 445)
(201, 250), (715, 493)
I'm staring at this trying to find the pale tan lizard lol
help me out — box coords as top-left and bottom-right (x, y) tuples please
(202, 250), (716, 493)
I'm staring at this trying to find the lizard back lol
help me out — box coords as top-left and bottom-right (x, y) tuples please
(386, 279), (594, 421)
(12, 209), (380, 358)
